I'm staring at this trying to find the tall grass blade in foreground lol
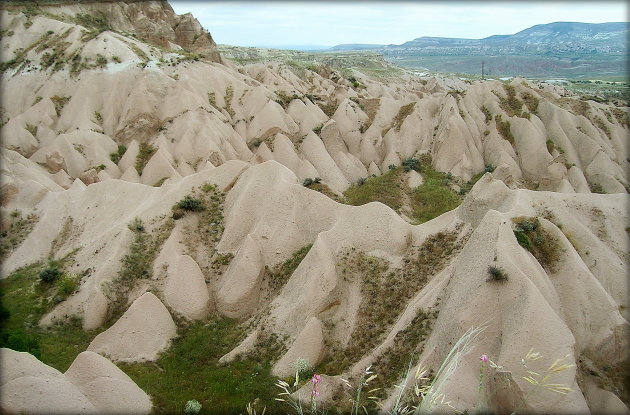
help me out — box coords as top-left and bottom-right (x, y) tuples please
(414, 325), (487, 414)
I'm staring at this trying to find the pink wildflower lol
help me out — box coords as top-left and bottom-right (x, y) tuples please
(480, 354), (489, 363)
(311, 374), (322, 384)
(312, 389), (320, 397)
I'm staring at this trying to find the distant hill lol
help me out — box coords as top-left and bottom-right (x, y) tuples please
(331, 22), (628, 54)
(327, 21), (629, 79)
(397, 22), (628, 54)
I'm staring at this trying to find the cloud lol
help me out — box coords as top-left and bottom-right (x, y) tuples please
(169, 1), (628, 47)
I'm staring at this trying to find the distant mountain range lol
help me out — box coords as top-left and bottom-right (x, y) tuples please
(330, 22), (628, 54)
(329, 22), (628, 80)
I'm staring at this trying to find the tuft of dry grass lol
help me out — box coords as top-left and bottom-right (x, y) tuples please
(392, 102), (416, 132)
(512, 217), (562, 272)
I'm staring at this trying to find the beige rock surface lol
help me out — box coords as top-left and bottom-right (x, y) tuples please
(273, 317), (326, 377)
(164, 254), (210, 320)
(87, 292), (176, 362)
(65, 351), (152, 414)
(0, 348), (98, 414)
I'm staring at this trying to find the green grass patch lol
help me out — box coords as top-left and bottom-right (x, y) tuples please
(411, 166), (462, 223)
(109, 144), (126, 165)
(0, 260), (96, 371)
(344, 169), (405, 211)
(343, 164), (462, 224)
(135, 142), (155, 175)
(118, 318), (282, 415)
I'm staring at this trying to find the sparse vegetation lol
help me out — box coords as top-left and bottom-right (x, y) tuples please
(392, 102), (415, 131)
(109, 144), (127, 164)
(593, 115), (611, 138)
(50, 95), (70, 116)
(263, 245), (312, 296)
(317, 101), (338, 117)
(589, 183), (606, 194)
(370, 308), (437, 398)
(0, 211), (38, 260)
(323, 230), (461, 375)
(103, 218), (173, 322)
(495, 114), (515, 144)
(135, 142), (155, 174)
(224, 85), (236, 118)
(512, 217), (561, 272)
(521, 91), (539, 114)
(480, 105), (492, 123)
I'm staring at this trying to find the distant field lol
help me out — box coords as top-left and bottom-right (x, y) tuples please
(384, 53), (628, 82)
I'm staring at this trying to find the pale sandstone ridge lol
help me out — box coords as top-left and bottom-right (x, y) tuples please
(0, 347), (151, 414)
(65, 351), (152, 414)
(0, 0), (221, 62)
(272, 317), (326, 377)
(87, 292), (177, 362)
(164, 254), (211, 320)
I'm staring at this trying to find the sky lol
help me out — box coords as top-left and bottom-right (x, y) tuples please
(170, 1), (628, 49)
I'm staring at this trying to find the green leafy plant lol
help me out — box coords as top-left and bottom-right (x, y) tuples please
(185, 400), (202, 414)
(39, 264), (61, 284)
(487, 265), (508, 282)
(302, 177), (321, 187)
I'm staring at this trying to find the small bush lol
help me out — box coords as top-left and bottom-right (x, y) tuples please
(484, 164), (495, 173)
(312, 124), (323, 134)
(388, 164), (397, 170)
(302, 177), (321, 187)
(487, 266), (508, 282)
(357, 177), (367, 186)
(135, 142), (155, 175)
(481, 105), (492, 123)
(402, 157), (420, 172)
(176, 195), (205, 212)
(39, 266), (61, 284)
